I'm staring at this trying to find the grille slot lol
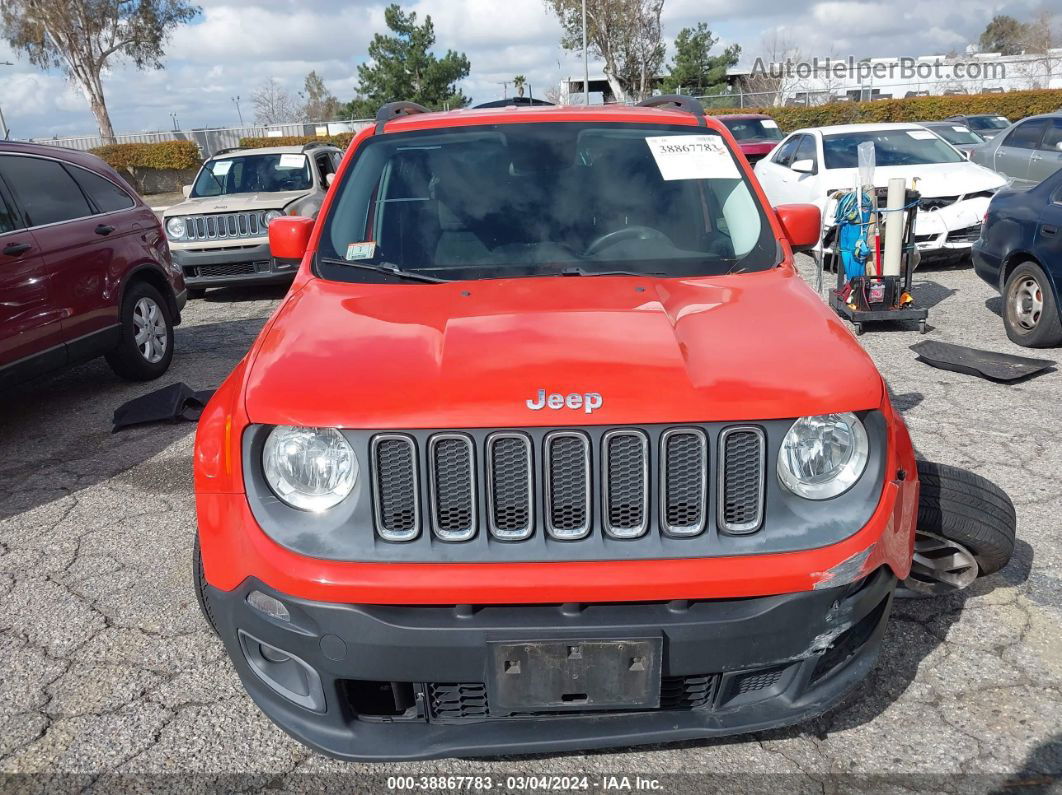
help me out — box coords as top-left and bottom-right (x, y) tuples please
(371, 435), (419, 541)
(660, 674), (717, 709)
(544, 432), (591, 539)
(660, 429), (707, 536)
(719, 427), (765, 534)
(428, 682), (489, 720)
(183, 211), (265, 241)
(486, 434), (533, 540)
(195, 262), (257, 279)
(733, 666), (784, 695)
(429, 435), (476, 541)
(602, 431), (648, 538)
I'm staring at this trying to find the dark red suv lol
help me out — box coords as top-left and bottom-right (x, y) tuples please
(0, 141), (186, 388)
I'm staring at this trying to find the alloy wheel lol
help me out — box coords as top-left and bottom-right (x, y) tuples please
(133, 296), (168, 363)
(901, 531), (979, 596)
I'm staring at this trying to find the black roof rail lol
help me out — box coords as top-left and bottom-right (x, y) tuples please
(473, 97), (555, 109)
(211, 146), (243, 157)
(375, 101), (430, 134)
(636, 94), (707, 126)
(301, 141), (335, 151)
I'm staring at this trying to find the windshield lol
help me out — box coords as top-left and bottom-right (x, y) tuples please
(720, 118), (783, 142)
(966, 116), (1010, 131)
(318, 123), (776, 283)
(191, 153), (312, 197)
(927, 125), (984, 146)
(822, 130), (965, 169)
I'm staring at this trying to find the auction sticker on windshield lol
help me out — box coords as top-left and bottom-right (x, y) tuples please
(346, 241), (376, 260)
(645, 135), (740, 181)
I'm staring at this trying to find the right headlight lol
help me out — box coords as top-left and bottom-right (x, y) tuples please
(165, 217), (185, 239)
(777, 412), (869, 500)
(262, 426), (357, 512)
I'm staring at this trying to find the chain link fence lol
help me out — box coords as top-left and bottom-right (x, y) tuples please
(28, 119), (374, 158)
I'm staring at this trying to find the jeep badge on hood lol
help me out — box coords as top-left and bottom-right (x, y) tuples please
(526, 389), (603, 414)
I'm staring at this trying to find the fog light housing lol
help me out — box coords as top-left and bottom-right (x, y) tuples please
(247, 590), (290, 622)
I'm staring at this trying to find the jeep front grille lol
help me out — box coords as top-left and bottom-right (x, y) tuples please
(544, 432), (591, 539)
(368, 425), (768, 544)
(661, 429), (707, 536)
(486, 434), (533, 539)
(719, 427), (766, 534)
(429, 435), (476, 541)
(182, 212), (267, 241)
(602, 430), (648, 538)
(371, 435), (419, 541)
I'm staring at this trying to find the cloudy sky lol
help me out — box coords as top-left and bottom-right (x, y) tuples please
(0, 0), (1059, 140)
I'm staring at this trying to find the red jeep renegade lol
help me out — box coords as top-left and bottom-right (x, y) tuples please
(193, 97), (922, 760)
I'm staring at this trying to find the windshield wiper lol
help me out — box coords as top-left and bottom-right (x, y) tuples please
(556, 266), (666, 278)
(319, 257), (447, 283)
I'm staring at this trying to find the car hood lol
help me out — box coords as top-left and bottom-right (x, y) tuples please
(243, 270), (883, 428)
(825, 161), (1006, 197)
(164, 190), (309, 216)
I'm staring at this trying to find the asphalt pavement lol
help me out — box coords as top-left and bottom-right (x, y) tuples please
(0, 258), (1058, 792)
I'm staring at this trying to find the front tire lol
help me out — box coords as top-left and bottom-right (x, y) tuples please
(902, 461), (1016, 595)
(1003, 261), (1062, 348)
(193, 537), (219, 636)
(105, 281), (174, 380)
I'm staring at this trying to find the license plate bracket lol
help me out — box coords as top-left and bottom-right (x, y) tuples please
(487, 638), (662, 715)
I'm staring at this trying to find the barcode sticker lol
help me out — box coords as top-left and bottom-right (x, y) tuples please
(645, 135), (740, 181)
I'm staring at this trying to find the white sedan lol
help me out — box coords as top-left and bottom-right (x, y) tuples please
(753, 123), (1008, 261)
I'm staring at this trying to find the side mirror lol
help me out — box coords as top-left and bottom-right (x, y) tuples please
(775, 203), (822, 251)
(325, 172), (335, 186)
(790, 159), (815, 174)
(1055, 141), (1062, 152)
(181, 185), (192, 198)
(269, 216), (316, 260)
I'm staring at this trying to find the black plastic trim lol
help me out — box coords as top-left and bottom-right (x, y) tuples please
(203, 567), (896, 761)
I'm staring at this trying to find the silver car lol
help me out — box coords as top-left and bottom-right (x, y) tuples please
(970, 113), (1062, 187)
(917, 122), (986, 157)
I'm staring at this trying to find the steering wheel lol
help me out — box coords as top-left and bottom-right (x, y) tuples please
(584, 226), (672, 256)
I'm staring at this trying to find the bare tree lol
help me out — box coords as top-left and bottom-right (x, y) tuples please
(548, 0), (665, 102)
(300, 70), (341, 121)
(0, 0), (198, 144)
(740, 30), (803, 106)
(253, 79), (300, 125)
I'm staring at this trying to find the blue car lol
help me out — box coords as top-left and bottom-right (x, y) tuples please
(972, 170), (1062, 347)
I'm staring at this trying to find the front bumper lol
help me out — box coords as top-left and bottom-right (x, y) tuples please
(171, 242), (298, 289)
(205, 566), (896, 761)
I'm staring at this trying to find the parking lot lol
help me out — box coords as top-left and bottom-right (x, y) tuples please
(0, 256), (1059, 790)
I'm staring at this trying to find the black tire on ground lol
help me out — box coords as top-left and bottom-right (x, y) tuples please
(104, 281), (175, 380)
(1003, 260), (1062, 348)
(915, 460), (1016, 577)
(192, 537), (220, 636)
(187, 287), (207, 299)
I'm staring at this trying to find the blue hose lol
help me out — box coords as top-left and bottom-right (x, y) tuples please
(834, 191), (873, 281)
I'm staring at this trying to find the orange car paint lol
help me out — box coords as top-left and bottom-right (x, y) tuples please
(194, 104), (918, 605)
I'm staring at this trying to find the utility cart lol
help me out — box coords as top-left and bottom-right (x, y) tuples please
(826, 183), (929, 336)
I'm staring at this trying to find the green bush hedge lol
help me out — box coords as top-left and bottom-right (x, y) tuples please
(90, 141), (202, 171)
(237, 133), (358, 149)
(708, 88), (1062, 131)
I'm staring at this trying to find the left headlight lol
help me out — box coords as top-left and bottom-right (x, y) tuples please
(262, 426), (357, 512)
(263, 209), (283, 225)
(165, 217), (185, 239)
(777, 412), (869, 500)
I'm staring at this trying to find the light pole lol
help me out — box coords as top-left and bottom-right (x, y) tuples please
(582, 0), (589, 105)
(232, 95), (243, 126)
(0, 61), (13, 140)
